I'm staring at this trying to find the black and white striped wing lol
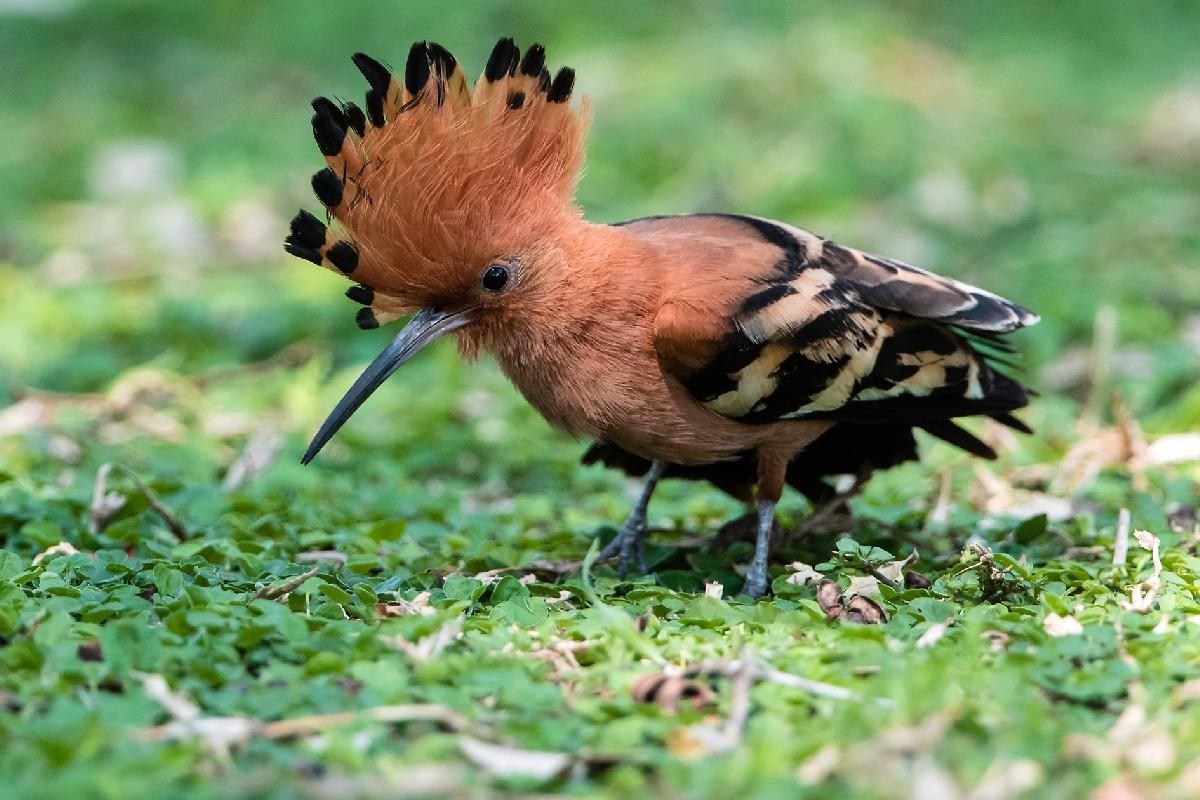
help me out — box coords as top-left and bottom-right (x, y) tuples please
(656, 215), (1037, 430)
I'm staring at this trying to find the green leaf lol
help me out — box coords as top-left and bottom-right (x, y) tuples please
(318, 582), (352, 605)
(1014, 514), (1049, 544)
(0, 549), (26, 580)
(152, 563), (184, 598)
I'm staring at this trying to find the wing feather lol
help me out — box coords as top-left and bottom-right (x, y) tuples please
(646, 214), (1036, 434)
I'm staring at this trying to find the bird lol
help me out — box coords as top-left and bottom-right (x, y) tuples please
(285, 37), (1038, 598)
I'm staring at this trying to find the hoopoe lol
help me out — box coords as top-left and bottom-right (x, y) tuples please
(286, 38), (1038, 597)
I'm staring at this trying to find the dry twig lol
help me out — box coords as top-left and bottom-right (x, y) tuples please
(253, 565), (320, 601)
(1112, 507), (1131, 567)
(90, 462), (188, 540)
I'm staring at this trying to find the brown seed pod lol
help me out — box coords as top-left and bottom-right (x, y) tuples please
(843, 594), (888, 624)
(815, 579), (887, 624)
(630, 673), (713, 712)
(816, 579), (845, 619)
(1167, 505), (1198, 534)
(904, 570), (932, 589)
(76, 641), (103, 662)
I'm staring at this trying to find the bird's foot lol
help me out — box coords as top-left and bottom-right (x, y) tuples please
(742, 564), (769, 599)
(597, 515), (648, 576)
(741, 498), (777, 599)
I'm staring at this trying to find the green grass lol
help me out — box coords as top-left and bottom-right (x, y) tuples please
(2, 2), (1200, 798)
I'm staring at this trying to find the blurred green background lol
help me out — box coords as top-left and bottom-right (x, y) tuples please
(2, 0), (1198, 414)
(2, 2), (1199, 798)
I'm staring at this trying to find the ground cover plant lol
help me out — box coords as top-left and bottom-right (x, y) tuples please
(1, 2), (1199, 798)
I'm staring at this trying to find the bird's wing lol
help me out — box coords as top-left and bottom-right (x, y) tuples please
(641, 214), (1037, 447)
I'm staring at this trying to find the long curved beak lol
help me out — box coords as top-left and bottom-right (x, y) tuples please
(301, 307), (472, 465)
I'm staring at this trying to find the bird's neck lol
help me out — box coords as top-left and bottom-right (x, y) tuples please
(479, 221), (664, 435)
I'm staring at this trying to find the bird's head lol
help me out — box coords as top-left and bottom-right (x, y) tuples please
(284, 38), (589, 463)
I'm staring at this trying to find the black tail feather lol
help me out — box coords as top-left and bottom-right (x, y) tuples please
(917, 420), (997, 459)
(991, 412), (1033, 435)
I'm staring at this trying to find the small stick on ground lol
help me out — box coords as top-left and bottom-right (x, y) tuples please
(253, 564), (320, 601)
(721, 647), (756, 745)
(1112, 507), (1131, 567)
(261, 704), (480, 739)
(685, 655), (891, 706)
(90, 462), (189, 541)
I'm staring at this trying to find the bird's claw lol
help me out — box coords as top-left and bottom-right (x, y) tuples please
(742, 566), (769, 599)
(597, 517), (648, 576)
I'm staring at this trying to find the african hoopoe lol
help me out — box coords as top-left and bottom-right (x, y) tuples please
(287, 38), (1038, 597)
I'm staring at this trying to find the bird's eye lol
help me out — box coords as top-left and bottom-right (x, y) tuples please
(482, 264), (509, 292)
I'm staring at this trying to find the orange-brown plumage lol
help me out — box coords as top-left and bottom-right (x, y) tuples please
(286, 38), (1038, 596)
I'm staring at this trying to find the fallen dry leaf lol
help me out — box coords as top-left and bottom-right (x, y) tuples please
(136, 672), (200, 722)
(375, 591), (435, 618)
(980, 630), (1011, 653)
(1125, 728), (1176, 775)
(1043, 613), (1084, 637)
(785, 561), (822, 586)
(221, 425), (282, 490)
(1140, 84), (1200, 159)
(910, 758), (960, 800)
(383, 616), (464, 662)
(31, 541), (80, 567)
(665, 725), (716, 761)
(875, 550), (919, 586)
(916, 620), (952, 649)
(968, 758), (1043, 800)
(845, 574), (883, 599)
(630, 673), (713, 713)
(1123, 530), (1164, 614)
(795, 744), (841, 785)
(1089, 775), (1158, 800)
(458, 736), (570, 780)
(1144, 432), (1200, 466)
(1170, 678), (1200, 706)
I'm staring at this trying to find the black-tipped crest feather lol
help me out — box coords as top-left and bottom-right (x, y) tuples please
(326, 241), (359, 274)
(352, 52), (391, 93)
(484, 37), (519, 81)
(346, 285), (374, 305)
(364, 88), (385, 127)
(548, 67), (575, 103)
(428, 42), (456, 73)
(283, 242), (321, 265)
(311, 97), (347, 129)
(288, 210), (326, 248)
(311, 168), (343, 208)
(520, 43), (546, 76)
(341, 101), (367, 136)
(355, 308), (379, 330)
(311, 111), (346, 157)
(404, 41), (431, 95)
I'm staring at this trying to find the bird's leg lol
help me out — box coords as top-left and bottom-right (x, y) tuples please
(598, 460), (666, 575)
(744, 447), (790, 598)
(743, 499), (777, 598)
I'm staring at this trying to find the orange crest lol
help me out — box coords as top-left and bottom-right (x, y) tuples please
(284, 38), (590, 327)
